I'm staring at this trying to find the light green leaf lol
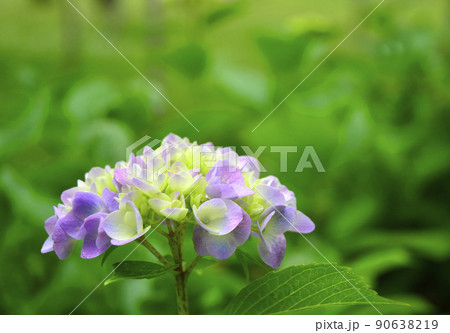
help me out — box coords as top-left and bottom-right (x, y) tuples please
(78, 119), (132, 163)
(64, 78), (121, 121)
(326, 196), (377, 239)
(0, 89), (50, 158)
(347, 230), (450, 260)
(104, 261), (175, 286)
(226, 263), (406, 314)
(351, 248), (411, 283)
(0, 166), (54, 226)
(213, 61), (272, 109)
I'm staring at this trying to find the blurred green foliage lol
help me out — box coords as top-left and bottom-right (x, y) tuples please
(0, 0), (449, 314)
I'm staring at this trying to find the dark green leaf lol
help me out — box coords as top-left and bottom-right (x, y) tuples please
(104, 261), (175, 286)
(235, 248), (271, 280)
(235, 250), (250, 280)
(196, 257), (219, 269)
(257, 35), (305, 71)
(164, 255), (174, 264)
(226, 263), (406, 314)
(164, 44), (207, 78)
(205, 7), (237, 26)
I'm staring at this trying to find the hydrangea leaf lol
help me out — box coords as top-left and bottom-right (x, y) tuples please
(104, 261), (175, 286)
(226, 263), (407, 314)
(195, 257), (220, 271)
(63, 78), (121, 121)
(234, 248), (271, 272)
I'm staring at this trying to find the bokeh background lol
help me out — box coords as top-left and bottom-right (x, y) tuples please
(0, 0), (449, 315)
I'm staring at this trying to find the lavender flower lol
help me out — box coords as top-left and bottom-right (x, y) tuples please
(256, 206), (315, 268)
(41, 133), (315, 268)
(103, 192), (151, 245)
(205, 161), (254, 200)
(193, 199), (251, 259)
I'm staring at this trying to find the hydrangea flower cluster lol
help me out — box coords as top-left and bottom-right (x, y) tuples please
(41, 134), (315, 268)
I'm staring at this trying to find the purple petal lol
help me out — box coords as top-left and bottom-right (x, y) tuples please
(132, 177), (161, 196)
(80, 214), (111, 259)
(72, 192), (105, 218)
(257, 233), (286, 269)
(259, 210), (276, 231)
(258, 176), (297, 207)
(58, 211), (85, 240)
(206, 235), (235, 260)
(52, 222), (77, 260)
(193, 210), (251, 260)
(54, 204), (69, 218)
(238, 156), (260, 179)
(205, 184), (232, 199)
(162, 133), (184, 145)
(61, 187), (79, 206)
(129, 201), (144, 232)
(255, 184), (286, 206)
(216, 147), (239, 166)
(81, 233), (107, 259)
(206, 160), (244, 185)
(96, 227), (112, 251)
(260, 205), (296, 235)
(114, 168), (132, 186)
(86, 166), (106, 179)
(228, 210), (251, 246)
(279, 185), (296, 208)
(289, 210), (315, 234)
(44, 215), (57, 235)
(193, 226), (209, 256)
(205, 183), (254, 200)
(205, 214), (250, 260)
(41, 236), (54, 253)
(194, 199), (243, 235)
(82, 213), (103, 234)
(102, 188), (119, 212)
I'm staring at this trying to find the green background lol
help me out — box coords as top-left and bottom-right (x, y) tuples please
(0, 0), (448, 314)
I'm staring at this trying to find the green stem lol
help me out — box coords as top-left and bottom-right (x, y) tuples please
(185, 255), (201, 277)
(154, 226), (169, 238)
(140, 220), (194, 314)
(174, 271), (189, 315)
(168, 222), (189, 315)
(137, 237), (172, 268)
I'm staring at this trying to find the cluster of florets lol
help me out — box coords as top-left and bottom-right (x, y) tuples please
(41, 134), (315, 268)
